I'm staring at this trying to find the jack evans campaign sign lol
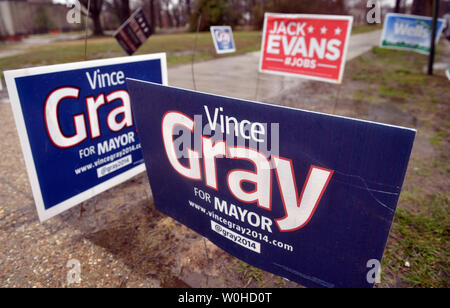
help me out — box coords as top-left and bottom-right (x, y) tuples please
(380, 13), (446, 55)
(4, 54), (167, 221)
(259, 13), (353, 84)
(127, 79), (416, 288)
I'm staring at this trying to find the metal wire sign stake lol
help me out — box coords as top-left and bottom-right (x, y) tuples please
(84, 0), (91, 61)
(191, 14), (202, 92)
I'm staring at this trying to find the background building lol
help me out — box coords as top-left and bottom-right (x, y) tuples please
(0, 0), (81, 40)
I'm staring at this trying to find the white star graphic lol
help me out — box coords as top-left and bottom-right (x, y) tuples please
(335, 27), (342, 35)
(308, 25), (314, 33)
(320, 26), (327, 34)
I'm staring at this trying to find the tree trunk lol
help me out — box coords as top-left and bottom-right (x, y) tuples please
(394, 0), (401, 13)
(156, 1), (163, 28)
(186, 0), (191, 16)
(114, 0), (130, 23)
(80, 0), (104, 36)
(411, 0), (433, 16)
(149, 0), (155, 30)
(172, 7), (181, 27)
(92, 14), (103, 36)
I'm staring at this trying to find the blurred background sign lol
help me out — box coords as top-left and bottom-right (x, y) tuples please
(380, 13), (446, 55)
(113, 7), (152, 55)
(210, 26), (236, 54)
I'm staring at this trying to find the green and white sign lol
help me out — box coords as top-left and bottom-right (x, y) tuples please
(380, 13), (446, 55)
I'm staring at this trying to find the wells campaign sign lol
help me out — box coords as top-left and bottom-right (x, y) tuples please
(4, 54), (167, 221)
(380, 13), (446, 55)
(259, 13), (353, 84)
(127, 80), (416, 288)
(210, 26), (236, 54)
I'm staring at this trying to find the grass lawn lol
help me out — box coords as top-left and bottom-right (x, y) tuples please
(0, 24), (381, 78)
(351, 23), (383, 34)
(0, 31), (262, 73)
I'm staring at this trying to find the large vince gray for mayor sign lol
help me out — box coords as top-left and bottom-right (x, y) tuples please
(127, 79), (416, 288)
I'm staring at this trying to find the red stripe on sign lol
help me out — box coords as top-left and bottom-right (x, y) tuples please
(118, 30), (137, 54)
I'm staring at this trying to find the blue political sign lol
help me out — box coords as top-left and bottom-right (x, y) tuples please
(210, 26), (236, 54)
(127, 79), (415, 288)
(4, 54), (167, 221)
(380, 13), (446, 55)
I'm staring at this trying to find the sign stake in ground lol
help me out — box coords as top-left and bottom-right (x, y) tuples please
(191, 14), (202, 91)
(331, 84), (343, 115)
(84, 0), (91, 61)
(428, 0), (440, 75)
(254, 70), (261, 101)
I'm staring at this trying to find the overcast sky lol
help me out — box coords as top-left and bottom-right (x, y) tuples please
(384, 0), (414, 6)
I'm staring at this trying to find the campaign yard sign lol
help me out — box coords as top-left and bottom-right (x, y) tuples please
(259, 13), (353, 84)
(380, 13), (446, 55)
(127, 79), (416, 288)
(210, 26), (236, 54)
(4, 53), (167, 221)
(114, 8), (152, 55)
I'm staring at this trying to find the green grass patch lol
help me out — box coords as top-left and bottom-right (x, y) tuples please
(429, 131), (447, 148)
(383, 193), (449, 287)
(378, 85), (411, 100)
(235, 260), (265, 287)
(399, 188), (426, 206)
(352, 24), (382, 35)
(0, 31), (262, 71)
(349, 46), (450, 111)
(431, 156), (450, 175)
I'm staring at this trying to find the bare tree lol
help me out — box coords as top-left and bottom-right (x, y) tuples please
(108, 0), (131, 24)
(79, 0), (105, 36)
(186, 0), (191, 17)
(394, 0), (402, 13)
(149, 0), (156, 30)
(411, 0), (433, 16)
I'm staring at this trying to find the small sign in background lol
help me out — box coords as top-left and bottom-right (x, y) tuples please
(380, 13), (446, 55)
(210, 26), (236, 54)
(114, 8), (152, 55)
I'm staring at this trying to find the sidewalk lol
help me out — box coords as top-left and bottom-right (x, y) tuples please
(168, 30), (382, 101)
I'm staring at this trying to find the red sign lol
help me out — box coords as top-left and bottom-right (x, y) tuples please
(259, 13), (353, 84)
